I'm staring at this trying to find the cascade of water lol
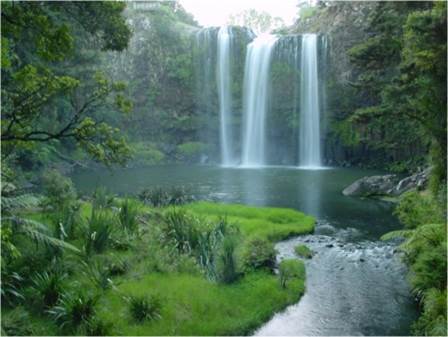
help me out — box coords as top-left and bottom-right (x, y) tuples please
(217, 26), (234, 166)
(241, 34), (278, 167)
(299, 34), (322, 168)
(194, 28), (215, 161)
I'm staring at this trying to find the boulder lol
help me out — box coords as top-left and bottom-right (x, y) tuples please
(393, 167), (431, 195)
(342, 174), (399, 197)
(342, 168), (432, 198)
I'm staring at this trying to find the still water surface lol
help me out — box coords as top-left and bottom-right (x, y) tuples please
(72, 165), (418, 335)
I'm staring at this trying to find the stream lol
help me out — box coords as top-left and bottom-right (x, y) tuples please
(72, 164), (419, 335)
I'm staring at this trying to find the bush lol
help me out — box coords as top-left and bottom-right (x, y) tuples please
(83, 261), (113, 290)
(31, 270), (66, 308)
(128, 295), (162, 322)
(92, 187), (114, 210)
(118, 198), (141, 233)
(48, 292), (98, 332)
(278, 259), (305, 289)
(131, 142), (165, 166)
(176, 142), (207, 163)
(84, 209), (116, 255)
(107, 256), (130, 276)
(1, 306), (35, 336)
(394, 191), (444, 229)
(41, 170), (77, 212)
(294, 244), (313, 259)
(216, 235), (239, 284)
(139, 186), (193, 207)
(161, 209), (200, 254)
(242, 237), (276, 272)
(412, 288), (447, 336)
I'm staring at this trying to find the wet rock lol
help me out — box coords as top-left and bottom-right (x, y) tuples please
(359, 258), (365, 262)
(342, 174), (399, 197)
(342, 167), (431, 198)
(325, 244), (334, 248)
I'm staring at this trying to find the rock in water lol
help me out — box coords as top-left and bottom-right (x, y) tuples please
(342, 168), (431, 197)
(342, 174), (399, 197)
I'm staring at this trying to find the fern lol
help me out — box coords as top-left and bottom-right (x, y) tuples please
(4, 216), (80, 253)
(2, 194), (40, 213)
(380, 229), (414, 241)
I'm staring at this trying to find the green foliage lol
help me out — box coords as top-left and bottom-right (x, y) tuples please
(97, 272), (304, 335)
(82, 261), (113, 290)
(1, 307), (35, 336)
(216, 235), (239, 284)
(84, 209), (116, 255)
(31, 270), (66, 308)
(294, 244), (313, 259)
(41, 170), (77, 211)
(241, 237), (276, 272)
(183, 202), (315, 242)
(412, 288), (447, 336)
(1, 1), (133, 166)
(128, 295), (162, 323)
(48, 291), (98, 333)
(176, 142), (207, 163)
(394, 191), (445, 229)
(92, 187), (114, 210)
(118, 198), (141, 233)
(131, 142), (165, 166)
(279, 259), (305, 289)
(139, 186), (193, 207)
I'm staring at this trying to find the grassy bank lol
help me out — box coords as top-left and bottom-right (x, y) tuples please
(2, 180), (315, 336)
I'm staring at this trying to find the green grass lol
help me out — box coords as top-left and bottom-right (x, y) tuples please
(183, 201), (315, 241)
(294, 244), (313, 259)
(97, 271), (304, 336)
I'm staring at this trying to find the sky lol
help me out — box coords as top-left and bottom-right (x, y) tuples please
(179, 0), (299, 27)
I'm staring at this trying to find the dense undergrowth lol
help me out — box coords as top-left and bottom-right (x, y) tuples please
(381, 186), (447, 336)
(1, 170), (314, 336)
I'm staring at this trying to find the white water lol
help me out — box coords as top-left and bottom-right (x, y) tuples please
(241, 34), (278, 167)
(299, 34), (322, 168)
(217, 27), (235, 166)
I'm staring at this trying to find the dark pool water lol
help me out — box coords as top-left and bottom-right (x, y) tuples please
(71, 165), (418, 335)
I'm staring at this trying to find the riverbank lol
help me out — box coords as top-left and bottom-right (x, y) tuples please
(1, 193), (314, 336)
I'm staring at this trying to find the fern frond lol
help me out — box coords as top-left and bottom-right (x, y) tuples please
(380, 229), (414, 241)
(4, 216), (80, 253)
(2, 194), (40, 213)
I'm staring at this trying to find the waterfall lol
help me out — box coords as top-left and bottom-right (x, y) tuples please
(299, 34), (322, 168)
(217, 27), (234, 166)
(241, 34), (278, 167)
(194, 28), (216, 161)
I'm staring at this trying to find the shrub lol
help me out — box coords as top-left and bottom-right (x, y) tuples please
(279, 259), (305, 289)
(48, 292), (98, 332)
(216, 235), (239, 284)
(294, 244), (313, 259)
(52, 204), (82, 240)
(84, 316), (115, 336)
(176, 142), (207, 163)
(394, 191), (444, 229)
(412, 288), (447, 336)
(92, 187), (114, 210)
(41, 170), (77, 212)
(1, 306), (35, 336)
(139, 186), (193, 207)
(83, 261), (113, 290)
(84, 210), (116, 255)
(131, 142), (165, 166)
(242, 237), (276, 272)
(118, 198), (141, 233)
(128, 295), (162, 322)
(161, 209), (200, 254)
(107, 256), (130, 276)
(31, 270), (66, 308)
(139, 187), (168, 207)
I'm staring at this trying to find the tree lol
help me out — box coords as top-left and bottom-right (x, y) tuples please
(1, 2), (133, 165)
(228, 9), (285, 34)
